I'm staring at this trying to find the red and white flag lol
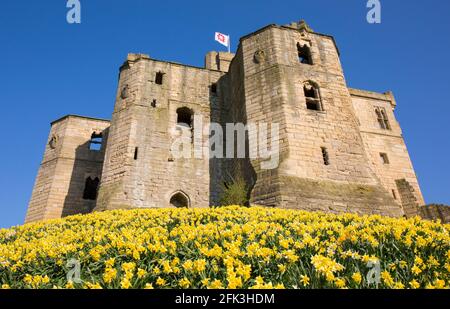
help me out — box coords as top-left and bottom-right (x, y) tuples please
(215, 32), (230, 50)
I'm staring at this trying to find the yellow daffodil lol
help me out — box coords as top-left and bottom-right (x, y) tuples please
(103, 268), (117, 284)
(409, 280), (420, 289)
(178, 277), (191, 288)
(137, 268), (147, 279)
(156, 277), (166, 287)
(300, 275), (310, 287)
(351, 272), (362, 284)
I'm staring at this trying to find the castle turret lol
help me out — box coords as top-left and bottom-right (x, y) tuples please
(205, 51), (234, 72)
(26, 115), (109, 222)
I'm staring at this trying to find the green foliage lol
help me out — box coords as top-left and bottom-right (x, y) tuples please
(218, 178), (249, 206)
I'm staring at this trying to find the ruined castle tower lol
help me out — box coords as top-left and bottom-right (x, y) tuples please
(25, 116), (109, 222)
(26, 20), (424, 223)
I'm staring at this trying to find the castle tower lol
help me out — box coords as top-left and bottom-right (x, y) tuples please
(227, 21), (406, 216)
(96, 53), (228, 211)
(26, 116), (109, 223)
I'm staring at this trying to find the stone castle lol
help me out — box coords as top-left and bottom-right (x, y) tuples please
(26, 20), (427, 223)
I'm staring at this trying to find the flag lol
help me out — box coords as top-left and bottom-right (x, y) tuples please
(215, 32), (230, 49)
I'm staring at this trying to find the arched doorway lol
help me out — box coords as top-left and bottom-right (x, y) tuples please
(169, 191), (190, 208)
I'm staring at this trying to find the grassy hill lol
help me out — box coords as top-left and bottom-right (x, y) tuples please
(0, 206), (449, 289)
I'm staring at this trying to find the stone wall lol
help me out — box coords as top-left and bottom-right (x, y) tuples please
(205, 51), (235, 72)
(26, 116), (109, 223)
(395, 178), (420, 217)
(278, 176), (405, 216)
(396, 179), (449, 223)
(419, 205), (450, 224)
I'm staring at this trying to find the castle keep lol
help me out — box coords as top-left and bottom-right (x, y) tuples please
(26, 21), (425, 223)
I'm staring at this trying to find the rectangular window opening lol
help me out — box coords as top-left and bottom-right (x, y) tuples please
(297, 43), (313, 65)
(83, 177), (99, 200)
(155, 72), (164, 85)
(321, 147), (330, 166)
(134, 147), (139, 160)
(380, 152), (390, 164)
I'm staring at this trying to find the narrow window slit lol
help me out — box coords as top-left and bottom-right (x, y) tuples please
(380, 153), (390, 164)
(321, 147), (330, 165)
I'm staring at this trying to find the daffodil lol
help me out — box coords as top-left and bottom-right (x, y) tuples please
(156, 277), (166, 287)
(351, 272), (362, 284)
(120, 278), (131, 289)
(103, 268), (117, 284)
(300, 275), (310, 287)
(412, 265), (422, 276)
(178, 277), (191, 288)
(409, 280), (420, 289)
(137, 268), (147, 279)
(277, 264), (286, 274)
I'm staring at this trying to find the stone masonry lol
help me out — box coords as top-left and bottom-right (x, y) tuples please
(26, 20), (426, 223)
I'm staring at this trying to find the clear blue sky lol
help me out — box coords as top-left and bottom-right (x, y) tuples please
(0, 0), (449, 228)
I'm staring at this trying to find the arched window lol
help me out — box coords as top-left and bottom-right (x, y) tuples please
(170, 191), (190, 208)
(83, 177), (99, 200)
(375, 109), (384, 128)
(303, 81), (322, 111)
(89, 132), (103, 151)
(380, 109), (391, 130)
(297, 43), (313, 65)
(375, 107), (391, 130)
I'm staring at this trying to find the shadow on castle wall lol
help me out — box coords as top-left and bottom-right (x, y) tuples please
(61, 129), (109, 217)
